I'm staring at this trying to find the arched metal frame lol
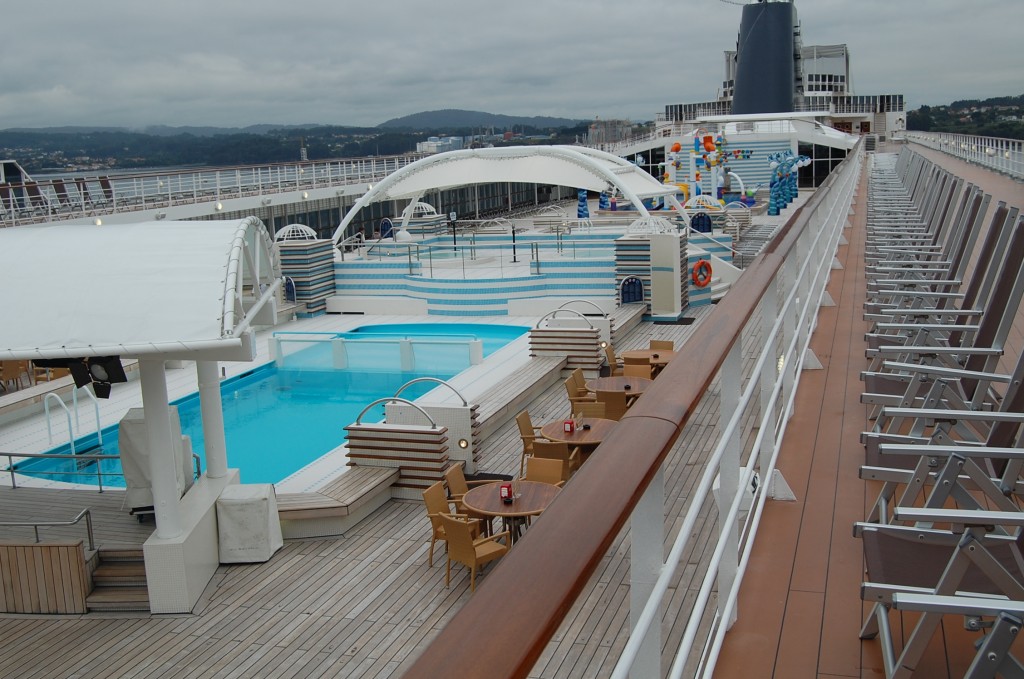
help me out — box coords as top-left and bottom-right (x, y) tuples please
(535, 308), (595, 329)
(332, 146), (685, 245)
(354, 397), (438, 428)
(393, 377), (469, 407)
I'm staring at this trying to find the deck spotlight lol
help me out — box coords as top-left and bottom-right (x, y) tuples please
(600, 341), (608, 349)
(985, 148), (996, 156)
(301, 191), (309, 200)
(777, 354), (786, 374)
(154, 211), (166, 220)
(215, 202), (223, 211)
(93, 218), (102, 226)
(261, 198), (272, 206)
(458, 439), (469, 449)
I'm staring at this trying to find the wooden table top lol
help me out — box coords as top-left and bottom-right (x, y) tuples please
(539, 418), (617, 447)
(461, 480), (560, 518)
(585, 376), (653, 394)
(620, 349), (677, 366)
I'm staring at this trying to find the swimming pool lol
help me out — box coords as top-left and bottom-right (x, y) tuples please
(11, 323), (529, 487)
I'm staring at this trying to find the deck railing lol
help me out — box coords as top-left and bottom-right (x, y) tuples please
(403, 141), (863, 679)
(0, 154), (427, 227)
(904, 131), (1024, 180)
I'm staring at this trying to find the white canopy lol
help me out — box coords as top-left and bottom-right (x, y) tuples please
(0, 217), (280, 361)
(333, 145), (681, 243)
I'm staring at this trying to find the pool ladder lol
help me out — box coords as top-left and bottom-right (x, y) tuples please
(44, 387), (104, 453)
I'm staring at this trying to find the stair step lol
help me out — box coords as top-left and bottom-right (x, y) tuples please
(93, 561), (147, 586)
(86, 586), (150, 612)
(96, 545), (145, 562)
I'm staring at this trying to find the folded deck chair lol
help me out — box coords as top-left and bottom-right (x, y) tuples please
(891, 593), (1024, 678)
(858, 508), (1024, 679)
(862, 213), (1024, 418)
(862, 361), (1024, 523)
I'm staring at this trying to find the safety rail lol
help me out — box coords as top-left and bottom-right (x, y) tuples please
(403, 139), (863, 679)
(904, 131), (1024, 180)
(2, 450), (202, 493)
(0, 508), (95, 551)
(3, 450), (115, 492)
(0, 153), (428, 227)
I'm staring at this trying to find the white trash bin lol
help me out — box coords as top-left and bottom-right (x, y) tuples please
(217, 484), (284, 563)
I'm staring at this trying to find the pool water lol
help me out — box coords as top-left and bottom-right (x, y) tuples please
(13, 323), (529, 487)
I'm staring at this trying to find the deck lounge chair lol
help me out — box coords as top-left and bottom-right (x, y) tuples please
(857, 507), (1024, 679)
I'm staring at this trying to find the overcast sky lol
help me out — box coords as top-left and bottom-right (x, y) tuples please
(2, 0), (1021, 129)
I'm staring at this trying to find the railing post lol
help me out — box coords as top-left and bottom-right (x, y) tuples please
(718, 340), (742, 629)
(759, 279), (779, 473)
(630, 466), (664, 679)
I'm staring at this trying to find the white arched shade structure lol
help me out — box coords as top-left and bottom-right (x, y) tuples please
(332, 145), (685, 244)
(0, 216), (281, 362)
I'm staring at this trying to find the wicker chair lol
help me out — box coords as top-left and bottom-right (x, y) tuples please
(440, 513), (509, 592)
(523, 457), (566, 487)
(623, 363), (653, 379)
(531, 440), (581, 481)
(650, 339), (674, 351)
(596, 389), (630, 421)
(603, 345), (624, 376)
(422, 481), (479, 567)
(516, 411), (547, 477)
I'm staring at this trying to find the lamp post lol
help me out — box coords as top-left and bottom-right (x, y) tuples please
(511, 224), (518, 263)
(449, 211), (457, 251)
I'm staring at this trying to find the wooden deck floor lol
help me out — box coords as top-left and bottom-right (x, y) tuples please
(716, 143), (1024, 679)
(1, 145), (1020, 678)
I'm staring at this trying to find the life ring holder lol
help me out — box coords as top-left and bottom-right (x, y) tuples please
(692, 260), (713, 288)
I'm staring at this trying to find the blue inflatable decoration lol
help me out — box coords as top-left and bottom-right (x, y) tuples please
(577, 188), (590, 218)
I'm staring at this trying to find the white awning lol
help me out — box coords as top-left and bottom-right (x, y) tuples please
(334, 145), (681, 242)
(0, 217), (280, 360)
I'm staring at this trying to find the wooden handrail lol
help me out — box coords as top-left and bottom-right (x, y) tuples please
(403, 179), (829, 677)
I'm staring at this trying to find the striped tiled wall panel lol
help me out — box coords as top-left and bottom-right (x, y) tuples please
(689, 232), (734, 263)
(278, 239), (337, 318)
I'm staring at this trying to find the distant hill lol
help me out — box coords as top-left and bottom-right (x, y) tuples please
(378, 109), (582, 130)
(0, 124), (324, 137)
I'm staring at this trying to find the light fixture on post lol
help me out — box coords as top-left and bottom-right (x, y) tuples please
(34, 356), (127, 399)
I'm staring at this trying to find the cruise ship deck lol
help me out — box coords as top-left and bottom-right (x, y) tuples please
(1, 141), (1022, 679)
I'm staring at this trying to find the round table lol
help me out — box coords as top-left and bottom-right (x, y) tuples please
(539, 417), (617, 448)
(585, 376), (653, 395)
(461, 480), (561, 544)
(620, 349), (677, 367)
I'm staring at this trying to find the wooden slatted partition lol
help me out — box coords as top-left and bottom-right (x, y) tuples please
(344, 423), (449, 500)
(528, 327), (602, 376)
(0, 541), (89, 614)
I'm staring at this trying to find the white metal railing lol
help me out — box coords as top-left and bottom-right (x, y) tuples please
(0, 154), (428, 227)
(613, 141), (862, 678)
(904, 131), (1024, 180)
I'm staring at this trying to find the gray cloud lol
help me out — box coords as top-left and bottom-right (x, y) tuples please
(2, 0), (1020, 129)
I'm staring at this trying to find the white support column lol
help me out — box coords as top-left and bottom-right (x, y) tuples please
(630, 467), (664, 679)
(718, 341), (742, 628)
(139, 358), (182, 539)
(197, 360), (228, 480)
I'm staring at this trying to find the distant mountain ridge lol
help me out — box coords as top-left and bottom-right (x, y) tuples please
(378, 109), (583, 130)
(0, 124), (324, 137)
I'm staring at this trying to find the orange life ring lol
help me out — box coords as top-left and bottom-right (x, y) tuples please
(692, 260), (713, 288)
